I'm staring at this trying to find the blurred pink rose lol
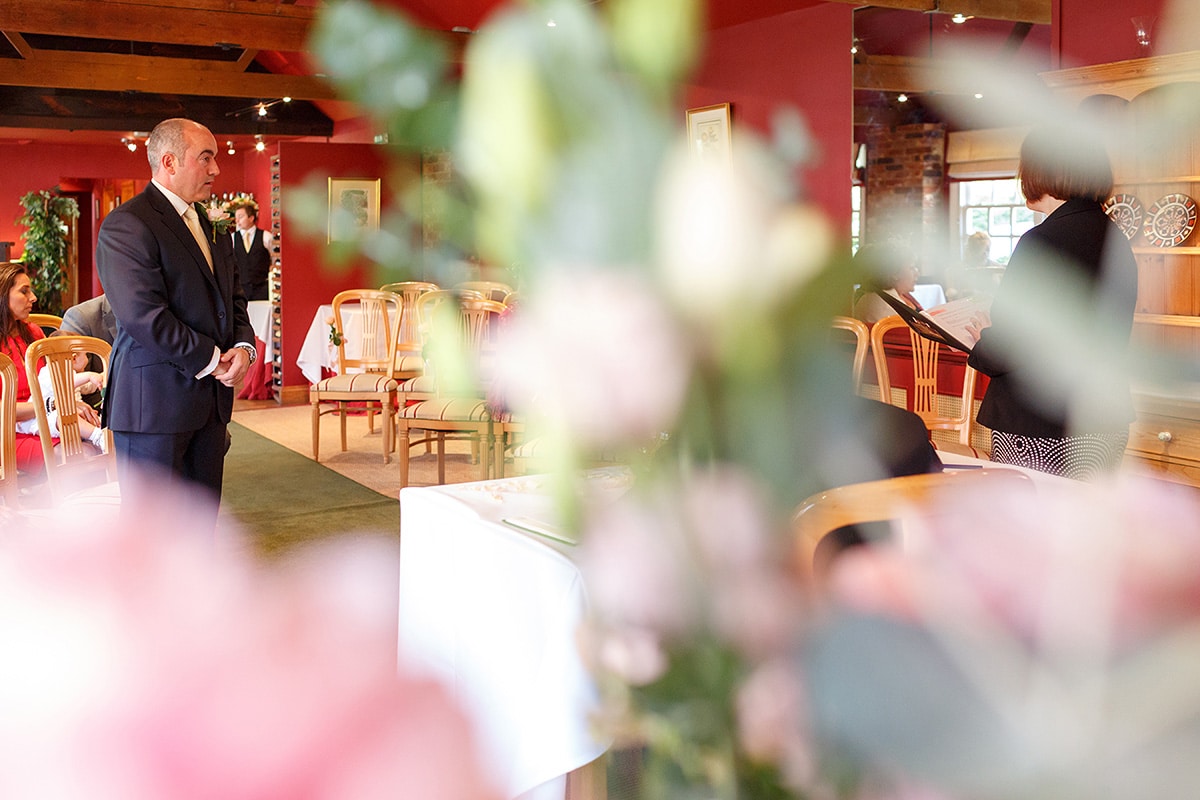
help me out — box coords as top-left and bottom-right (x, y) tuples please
(736, 658), (817, 790)
(0, 502), (501, 800)
(493, 270), (691, 450)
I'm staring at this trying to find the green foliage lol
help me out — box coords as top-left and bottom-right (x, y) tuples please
(17, 187), (78, 316)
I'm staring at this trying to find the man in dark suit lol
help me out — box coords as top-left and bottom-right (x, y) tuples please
(230, 198), (273, 301)
(96, 117), (255, 524)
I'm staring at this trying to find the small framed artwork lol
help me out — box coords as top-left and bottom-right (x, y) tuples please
(327, 177), (381, 242)
(685, 103), (732, 162)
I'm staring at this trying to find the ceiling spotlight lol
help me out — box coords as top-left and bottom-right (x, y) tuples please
(546, 18), (557, 27)
(282, 96), (292, 104)
(121, 137), (137, 152)
(897, 93), (909, 103)
(226, 141), (236, 155)
(254, 135), (266, 153)
(257, 104), (268, 117)
(850, 44), (858, 55)
(974, 92), (984, 99)
(951, 13), (973, 24)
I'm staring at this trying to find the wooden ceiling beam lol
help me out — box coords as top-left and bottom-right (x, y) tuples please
(0, 0), (315, 52)
(825, 0), (1050, 25)
(3, 30), (33, 57)
(0, 50), (337, 100)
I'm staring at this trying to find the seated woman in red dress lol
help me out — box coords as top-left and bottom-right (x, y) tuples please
(0, 262), (48, 477)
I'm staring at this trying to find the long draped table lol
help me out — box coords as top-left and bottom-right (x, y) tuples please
(397, 471), (628, 800)
(236, 300), (275, 400)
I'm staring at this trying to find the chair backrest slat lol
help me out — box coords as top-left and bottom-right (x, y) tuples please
(870, 315), (977, 446)
(24, 335), (117, 500)
(0, 352), (18, 506)
(331, 289), (402, 376)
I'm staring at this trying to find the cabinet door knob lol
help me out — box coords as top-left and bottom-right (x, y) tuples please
(1158, 431), (1173, 443)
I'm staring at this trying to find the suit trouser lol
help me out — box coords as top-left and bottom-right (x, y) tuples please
(112, 411), (227, 532)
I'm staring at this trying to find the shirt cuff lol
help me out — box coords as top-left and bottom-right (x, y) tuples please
(196, 346), (221, 379)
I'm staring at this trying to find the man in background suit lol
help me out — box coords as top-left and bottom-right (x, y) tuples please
(230, 198), (273, 301)
(96, 117), (255, 525)
(60, 293), (117, 411)
(61, 293), (117, 344)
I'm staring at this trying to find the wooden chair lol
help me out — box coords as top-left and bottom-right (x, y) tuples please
(0, 352), (18, 506)
(310, 290), (400, 464)
(28, 313), (62, 336)
(396, 292), (506, 487)
(831, 315), (870, 395)
(792, 467), (1035, 580)
(380, 281), (440, 380)
(395, 289), (487, 406)
(24, 335), (118, 501)
(870, 314), (978, 446)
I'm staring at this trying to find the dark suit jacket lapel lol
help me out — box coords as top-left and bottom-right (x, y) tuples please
(145, 185), (219, 289)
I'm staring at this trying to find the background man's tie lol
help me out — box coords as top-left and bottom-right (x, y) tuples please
(183, 206), (213, 270)
(243, 229), (253, 253)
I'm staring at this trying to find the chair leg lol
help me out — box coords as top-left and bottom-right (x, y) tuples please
(436, 433), (446, 485)
(311, 397), (321, 461)
(398, 420), (410, 489)
(493, 429), (505, 480)
(381, 393), (393, 464)
(339, 402), (348, 452)
(478, 429), (492, 481)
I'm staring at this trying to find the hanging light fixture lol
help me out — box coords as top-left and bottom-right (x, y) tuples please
(254, 134), (266, 153)
(121, 137), (138, 152)
(226, 141), (236, 155)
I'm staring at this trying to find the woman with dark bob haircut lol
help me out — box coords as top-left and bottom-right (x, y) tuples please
(966, 125), (1138, 479)
(0, 261), (49, 477)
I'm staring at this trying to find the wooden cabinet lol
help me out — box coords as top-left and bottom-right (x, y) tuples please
(1043, 52), (1200, 486)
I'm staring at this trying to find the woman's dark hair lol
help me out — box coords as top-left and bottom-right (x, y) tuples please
(853, 240), (917, 292)
(1019, 125), (1114, 204)
(0, 261), (35, 345)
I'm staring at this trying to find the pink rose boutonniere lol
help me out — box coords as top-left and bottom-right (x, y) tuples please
(201, 200), (236, 242)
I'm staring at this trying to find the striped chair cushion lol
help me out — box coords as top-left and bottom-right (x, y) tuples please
(398, 397), (490, 421)
(398, 375), (437, 394)
(313, 373), (398, 393)
(394, 354), (426, 373)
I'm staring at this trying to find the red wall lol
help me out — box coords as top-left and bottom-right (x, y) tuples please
(1055, 0), (1175, 68)
(0, 142), (249, 299)
(688, 2), (854, 237)
(274, 141), (422, 386)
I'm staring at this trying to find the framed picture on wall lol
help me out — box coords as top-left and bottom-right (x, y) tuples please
(685, 103), (732, 162)
(327, 177), (381, 242)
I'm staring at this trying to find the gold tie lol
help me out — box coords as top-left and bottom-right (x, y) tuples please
(243, 229), (253, 252)
(183, 206), (213, 270)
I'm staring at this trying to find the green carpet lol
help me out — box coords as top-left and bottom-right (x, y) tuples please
(219, 422), (399, 556)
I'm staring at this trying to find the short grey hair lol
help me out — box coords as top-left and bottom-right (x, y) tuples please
(146, 118), (193, 173)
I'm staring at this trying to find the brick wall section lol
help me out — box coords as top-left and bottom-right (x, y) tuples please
(421, 149), (453, 252)
(864, 123), (947, 263)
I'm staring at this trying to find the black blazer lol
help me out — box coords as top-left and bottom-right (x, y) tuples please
(96, 183), (254, 434)
(967, 198), (1138, 437)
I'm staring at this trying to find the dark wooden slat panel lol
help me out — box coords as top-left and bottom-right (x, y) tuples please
(0, 0), (315, 51)
(0, 86), (334, 137)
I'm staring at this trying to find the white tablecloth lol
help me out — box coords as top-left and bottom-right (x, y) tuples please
(247, 300), (274, 364)
(398, 472), (623, 799)
(298, 304), (388, 385)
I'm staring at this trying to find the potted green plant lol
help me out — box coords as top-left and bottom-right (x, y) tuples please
(17, 187), (79, 316)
